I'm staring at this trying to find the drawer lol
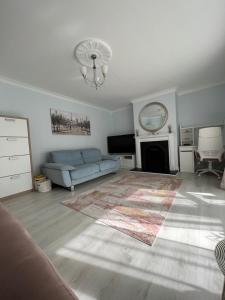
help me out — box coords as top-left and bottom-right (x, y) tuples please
(0, 117), (28, 137)
(179, 146), (196, 151)
(0, 155), (31, 177)
(0, 137), (30, 157)
(0, 172), (32, 198)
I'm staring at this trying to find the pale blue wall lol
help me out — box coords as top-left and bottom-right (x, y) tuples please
(1, 80), (224, 174)
(0, 81), (113, 174)
(111, 104), (134, 135)
(111, 84), (225, 134)
(177, 84), (225, 126)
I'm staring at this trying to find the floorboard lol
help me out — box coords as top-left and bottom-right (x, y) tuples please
(2, 172), (225, 300)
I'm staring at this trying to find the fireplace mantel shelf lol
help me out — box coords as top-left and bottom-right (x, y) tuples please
(136, 133), (174, 141)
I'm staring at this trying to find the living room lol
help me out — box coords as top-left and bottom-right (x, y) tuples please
(0, 1), (225, 300)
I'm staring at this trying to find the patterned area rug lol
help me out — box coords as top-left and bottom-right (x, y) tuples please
(62, 172), (182, 246)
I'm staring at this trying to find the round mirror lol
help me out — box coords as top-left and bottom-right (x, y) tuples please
(139, 102), (168, 132)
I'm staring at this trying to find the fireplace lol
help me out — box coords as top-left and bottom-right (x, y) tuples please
(135, 133), (178, 171)
(141, 140), (170, 173)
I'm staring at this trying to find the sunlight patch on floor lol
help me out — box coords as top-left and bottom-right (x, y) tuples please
(57, 246), (205, 293)
(189, 192), (216, 197)
(72, 289), (97, 300)
(159, 226), (223, 250)
(55, 180), (224, 298)
(55, 218), (219, 294)
(171, 197), (198, 207)
(187, 192), (225, 205)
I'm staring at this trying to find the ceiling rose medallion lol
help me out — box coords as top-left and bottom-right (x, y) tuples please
(75, 39), (112, 90)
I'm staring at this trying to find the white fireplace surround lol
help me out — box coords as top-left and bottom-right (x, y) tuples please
(132, 90), (179, 172)
(135, 133), (178, 171)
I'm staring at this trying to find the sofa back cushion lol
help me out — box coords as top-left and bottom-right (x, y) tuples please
(81, 148), (102, 163)
(50, 150), (84, 166)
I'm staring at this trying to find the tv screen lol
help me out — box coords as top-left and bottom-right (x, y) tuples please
(107, 134), (135, 154)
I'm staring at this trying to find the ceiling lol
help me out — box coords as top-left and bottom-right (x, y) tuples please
(0, 0), (225, 110)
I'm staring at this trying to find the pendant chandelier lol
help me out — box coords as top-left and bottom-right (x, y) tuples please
(75, 39), (112, 90)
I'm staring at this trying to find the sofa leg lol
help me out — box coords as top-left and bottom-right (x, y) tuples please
(70, 186), (75, 192)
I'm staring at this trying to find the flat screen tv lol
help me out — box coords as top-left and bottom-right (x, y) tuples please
(107, 134), (135, 154)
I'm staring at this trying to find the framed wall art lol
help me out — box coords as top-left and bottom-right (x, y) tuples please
(50, 108), (91, 135)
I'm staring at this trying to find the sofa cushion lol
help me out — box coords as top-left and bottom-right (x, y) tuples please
(99, 159), (118, 171)
(70, 163), (100, 180)
(81, 148), (102, 163)
(50, 150), (84, 166)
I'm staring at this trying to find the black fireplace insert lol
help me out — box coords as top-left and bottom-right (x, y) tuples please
(141, 140), (170, 174)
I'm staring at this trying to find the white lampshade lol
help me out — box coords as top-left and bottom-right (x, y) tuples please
(80, 66), (87, 77)
(101, 65), (108, 76)
(198, 127), (223, 152)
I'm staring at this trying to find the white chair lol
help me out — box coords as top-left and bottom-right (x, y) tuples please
(196, 127), (224, 178)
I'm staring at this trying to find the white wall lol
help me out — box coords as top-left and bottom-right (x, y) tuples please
(0, 80), (113, 174)
(111, 104), (134, 135)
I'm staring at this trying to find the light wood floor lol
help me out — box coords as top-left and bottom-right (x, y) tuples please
(3, 171), (225, 300)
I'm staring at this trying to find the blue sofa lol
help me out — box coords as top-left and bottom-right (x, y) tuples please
(42, 148), (120, 191)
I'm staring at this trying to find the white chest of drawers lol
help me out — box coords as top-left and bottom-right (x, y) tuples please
(179, 145), (197, 173)
(0, 116), (33, 199)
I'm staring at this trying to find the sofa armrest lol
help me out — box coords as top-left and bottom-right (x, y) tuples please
(42, 163), (76, 171)
(102, 155), (120, 161)
(41, 165), (72, 188)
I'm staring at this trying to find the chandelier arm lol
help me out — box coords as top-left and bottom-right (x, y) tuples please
(80, 53), (106, 89)
(83, 76), (105, 88)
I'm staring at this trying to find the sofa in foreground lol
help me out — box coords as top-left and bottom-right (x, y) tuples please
(0, 203), (79, 300)
(42, 148), (120, 191)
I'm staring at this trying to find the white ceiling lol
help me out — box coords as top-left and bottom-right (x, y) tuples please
(0, 0), (225, 110)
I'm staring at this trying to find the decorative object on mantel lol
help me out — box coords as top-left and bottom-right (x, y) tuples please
(63, 171), (182, 246)
(168, 124), (172, 133)
(50, 108), (91, 135)
(139, 102), (168, 133)
(75, 39), (112, 90)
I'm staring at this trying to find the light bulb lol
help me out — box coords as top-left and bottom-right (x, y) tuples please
(80, 66), (87, 77)
(101, 65), (108, 76)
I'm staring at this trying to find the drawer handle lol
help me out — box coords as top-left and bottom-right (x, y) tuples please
(10, 175), (20, 180)
(4, 118), (16, 122)
(6, 138), (17, 141)
(8, 156), (19, 160)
